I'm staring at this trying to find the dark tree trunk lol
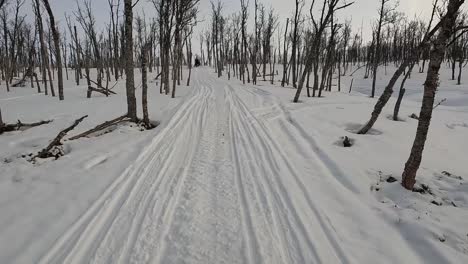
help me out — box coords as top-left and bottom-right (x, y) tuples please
(281, 18), (289, 87)
(393, 63), (414, 121)
(402, 0), (463, 190)
(141, 45), (150, 127)
(124, 0), (137, 121)
(42, 0), (64, 100)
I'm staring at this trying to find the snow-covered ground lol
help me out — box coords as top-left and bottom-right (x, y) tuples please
(0, 65), (467, 263)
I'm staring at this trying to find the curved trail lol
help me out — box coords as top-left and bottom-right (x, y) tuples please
(40, 68), (423, 264)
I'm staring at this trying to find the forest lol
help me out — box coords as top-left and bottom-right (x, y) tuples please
(0, 0), (467, 263)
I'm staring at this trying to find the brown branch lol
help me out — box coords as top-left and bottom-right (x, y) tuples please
(0, 119), (53, 135)
(35, 115), (88, 159)
(69, 115), (129, 140)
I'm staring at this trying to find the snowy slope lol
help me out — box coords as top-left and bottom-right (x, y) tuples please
(1, 66), (467, 263)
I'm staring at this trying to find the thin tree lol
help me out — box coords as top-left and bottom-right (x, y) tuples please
(371, 0), (397, 98)
(141, 43), (150, 127)
(293, 0), (354, 102)
(402, 0), (464, 190)
(41, 0), (64, 100)
(291, 0), (303, 88)
(124, 0), (137, 121)
(357, 0), (440, 134)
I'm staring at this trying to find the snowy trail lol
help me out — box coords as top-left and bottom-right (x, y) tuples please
(39, 68), (430, 264)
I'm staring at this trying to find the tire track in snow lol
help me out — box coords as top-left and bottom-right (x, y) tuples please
(123, 83), (213, 264)
(226, 83), (352, 263)
(238, 84), (360, 194)
(227, 84), (316, 264)
(153, 77), (250, 264)
(39, 81), (212, 264)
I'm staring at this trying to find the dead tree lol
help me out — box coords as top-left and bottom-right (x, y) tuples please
(262, 7), (278, 81)
(141, 43), (151, 128)
(108, 0), (121, 81)
(392, 63), (414, 121)
(41, 0), (64, 100)
(65, 14), (81, 86)
(34, 115), (87, 159)
(251, 0), (260, 85)
(281, 18), (289, 87)
(124, 0), (137, 121)
(371, 0), (397, 98)
(240, 0), (249, 84)
(293, 0), (353, 102)
(0, 107), (3, 130)
(69, 115), (129, 140)
(153, 0), (174, 95)
(0, 118), (53, 135)
(7, 0), (25, 85)
(393, 19), (421, 121)
(357, 0), (440, 134)
(75, 0), (103, 88)
(33, 0), (54, 96)
(1, 6), (10, 92)
(171, 0), (199, 98)
(211, 1), (223, 78)
(291, 0), (303, 88)
(402, 0), (464, 190)
(185, 24), (194, 86)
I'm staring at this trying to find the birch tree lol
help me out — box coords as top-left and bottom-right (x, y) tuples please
(402, 0), (465, 190)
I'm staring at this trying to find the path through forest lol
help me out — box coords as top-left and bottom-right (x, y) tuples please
(38, 68), (437, 264)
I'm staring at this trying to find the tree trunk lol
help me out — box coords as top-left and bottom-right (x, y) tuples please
(393, 63), (414, 121)
(281, 18), (289, 87)
(0, 107), (4, 130)
(124, 0), (137, 121)
(141, 45), (149, 127)
(42, 0), (64, 100)
(402, 0), (462, 190)
(371, 0), (385, 98)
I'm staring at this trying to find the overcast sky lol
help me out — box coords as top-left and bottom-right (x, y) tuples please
(19, 0), (433, 52)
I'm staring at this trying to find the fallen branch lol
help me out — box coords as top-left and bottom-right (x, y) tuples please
(12, 78), (27, 87)
(34, 115), (88, 159)
(87, 86), (117, 97)
(83, 73), (117, 97)
(69, 115), (129, 140)
(0, 119), (53, 135)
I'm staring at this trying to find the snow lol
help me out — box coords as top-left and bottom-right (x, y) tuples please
(1, 65), (467, 263)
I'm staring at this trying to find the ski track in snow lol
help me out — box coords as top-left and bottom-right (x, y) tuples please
(38, 69), (430, 264)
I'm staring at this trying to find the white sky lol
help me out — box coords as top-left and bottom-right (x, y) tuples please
(18, 0), (433, 52)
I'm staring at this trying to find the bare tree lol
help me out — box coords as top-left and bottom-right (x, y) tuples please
(402, 0), (464, 190)
(1, 5), (10, 92)
(124, 0), (137, 121)
(370, 0), (397, 98)
(239, 0), (249, 84)
(141, 43), (150, 127)
(33, 0), (55, 96)
(108, 0), (121, 81)
(290, 0), (303, 88)
(41, 0), (64, 100)
(357, 0), (440, 134)
(281, 18), (289, 87)
(75, 0), (103, 88)
(293, 0), (354, 102)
